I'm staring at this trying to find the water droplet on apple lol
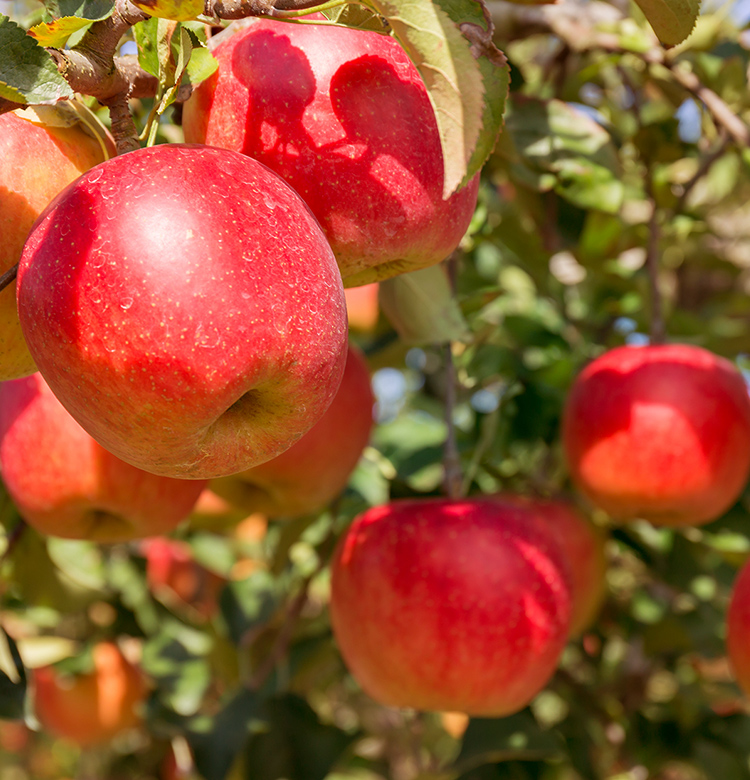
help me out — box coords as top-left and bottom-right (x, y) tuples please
(120, 298), (134, 310)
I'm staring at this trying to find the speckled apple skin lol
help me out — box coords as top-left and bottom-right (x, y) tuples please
(0, 373), (207, 542)
(211, 342), (373, 517)
(728, 558), (750, 697)
(17, 144), (348, 479)
(330, 497), (572, 716)
(562, 344), (750, 527)
(0, 112), (113, 381)
(182, 18), (479, 287)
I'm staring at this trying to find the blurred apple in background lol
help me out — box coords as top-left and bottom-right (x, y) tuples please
(489, 494), (608, 635)
(182, 18), (479, 287)
(0, 373), (207, 543)
(32, 642), (147, 747)
(211, 344), (374, 518)
(728, 557), (750, 700)
(17, 144), (348, 480)
(330, 497), (572, 716)
(0, 108), (113, 381)
(562, 344), (750, 527)
(186, 487), (251, 532)
(142, 537), (225, 619)
(345, 284), (379, 333)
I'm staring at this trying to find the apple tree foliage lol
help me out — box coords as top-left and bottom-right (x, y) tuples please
(3, 0), (750, 776)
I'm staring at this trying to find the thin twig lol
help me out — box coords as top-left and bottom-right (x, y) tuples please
(0, 264), (18, 296)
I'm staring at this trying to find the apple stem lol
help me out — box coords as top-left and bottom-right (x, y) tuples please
(442, 254), (464, 500)
(645, 177), (665, 345)
(0, 264), (18, 296)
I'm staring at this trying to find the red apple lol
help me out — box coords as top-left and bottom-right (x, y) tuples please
(182, 18), (479, 288)
(142, 537), (225, 619)
(345, 284), (380, 332)
(728, 558), (750, 697)
(210, 343), (373, 518)
(17, 144), (348, 480)
(32, 642), (147, 747)
(0, 109), (113, 381)
(0, 373), (207, 542)
(562, 344), (750, 527)
(330, 497), (572, 716)
(489, 494), (608, 635)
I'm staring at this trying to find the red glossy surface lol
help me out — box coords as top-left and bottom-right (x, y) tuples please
(17, 144), (348, 479)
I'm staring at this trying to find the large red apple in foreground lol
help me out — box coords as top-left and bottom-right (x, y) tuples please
(182, 18), (479, 288)
(17, 144), (348, 479)
(33, 642), (147, 746)
(728, 558), (750, 697)
(0, 374), (206, 542)
(562, 344), (750, 527)
(489, 494), (608, 635)
(0, 109), (113, 381)
(211, 343), (373, 517)
(330, 497), (571, 716)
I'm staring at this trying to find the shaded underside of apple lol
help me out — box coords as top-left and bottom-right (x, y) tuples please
(562, 344), (750, 527)
(182, 17), (479, 287)
(330, 497), (572, 716)
(17, 144), (349, 480)
(210, 343), (374, 518)
(0, 373), (207, 542)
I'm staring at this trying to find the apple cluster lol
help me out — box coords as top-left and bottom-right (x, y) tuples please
(5, 8), (750, 755)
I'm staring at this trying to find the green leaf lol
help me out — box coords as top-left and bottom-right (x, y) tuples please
(431, 0), (510, 185)
(0, 15), (74, 104)
(188, 688), (264, 780)
(0, 627), (26, 720)
(134, 16), (160, 78)
(379, 264), (469, 345)
(244, 694), (356, 780)
(366, 0), (484, 197)
(29, 18), (93, 48)
(323, 4), (392, 31)
(504, 98), (624, 213)
(184, 28), (218, 86)
(633, 0), (700, 47)
(453, 711), (564, 773)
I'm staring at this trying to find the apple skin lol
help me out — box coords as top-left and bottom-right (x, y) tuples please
(728, 558), (750, 697)
(488, 495), (607, 635)
(330, 497), (572, 716)
(0, 373), (207, 543)
(0, 111), (113, 381)
(142, 537), (225, 619)
(562, 344), (750, 527)
(210, 343), (373, 518)
(32, 642), (147, 747)
(17, 144), (348, 480)
(182, 18), (479, 288)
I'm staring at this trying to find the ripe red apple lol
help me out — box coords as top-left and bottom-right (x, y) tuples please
(211, 343), (373, 517)
(330, 497), (572, 716)
(562, 344), (750, 527)
(0, 109), (113, 381)
(0, 373), (207, 543)
(33, 642), (147, 747)
(142, 536), (225, 619)
(489, 494), (608, 635)
(17, 144), (348, 480)
(182, 18), (479, 288)
(727, 558), (750, 697)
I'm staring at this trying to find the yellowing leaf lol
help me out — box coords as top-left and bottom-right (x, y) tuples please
(29, 16), (93, 47)
(367, 0), (484, 198)
(633, 0), (700, 47)
(132, 0), (204, 21)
